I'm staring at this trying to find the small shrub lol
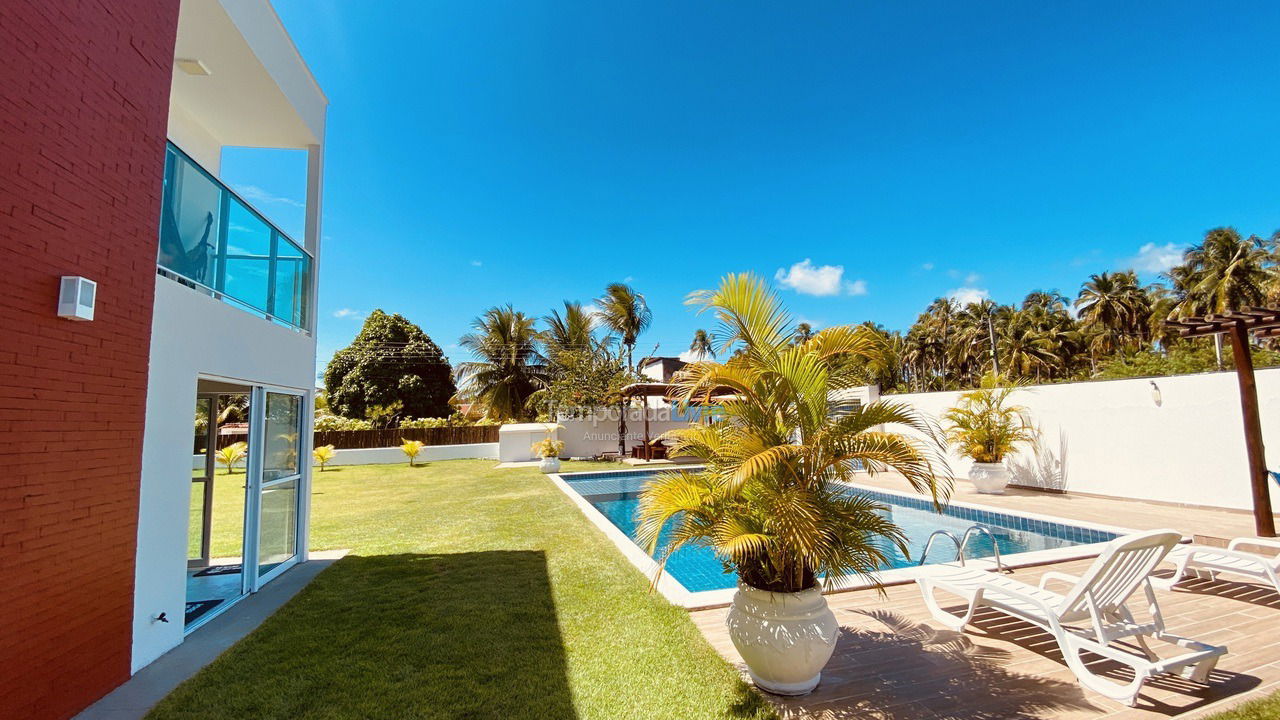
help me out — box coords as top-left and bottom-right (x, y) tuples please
(314, 414), (373, 431)
(214, 441), (248, 475)
(313, 444), (337, 471)
(401, 439), (426, 466)
(398, 416), (450, 429)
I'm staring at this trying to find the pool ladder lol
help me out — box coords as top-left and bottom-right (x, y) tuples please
(917, 525), (1008, 573)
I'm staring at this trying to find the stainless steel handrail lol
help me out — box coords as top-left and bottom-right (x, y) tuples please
(918, 530), (964, 566)
(960, 525), (1006, 573)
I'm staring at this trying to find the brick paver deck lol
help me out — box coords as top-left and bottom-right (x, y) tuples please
(690, 486), (1280, 718)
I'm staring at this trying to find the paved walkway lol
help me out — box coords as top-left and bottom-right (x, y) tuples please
(690, 485), (1280, 718)
(855, 473), (1276, 543)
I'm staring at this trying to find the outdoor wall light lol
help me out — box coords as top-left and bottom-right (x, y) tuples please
(1150, 380), (1162, 407)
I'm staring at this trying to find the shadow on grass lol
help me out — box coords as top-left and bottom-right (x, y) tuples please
(150, 551), (578, 719)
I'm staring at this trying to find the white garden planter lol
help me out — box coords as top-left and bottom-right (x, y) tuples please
(538, 456), (561, 473)
(725, 583), (839, 695)
(968, 462), (1011, 494)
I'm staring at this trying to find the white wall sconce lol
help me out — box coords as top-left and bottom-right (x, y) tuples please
(1149, 380), (1162, 407)
(57, 276), (96, 321)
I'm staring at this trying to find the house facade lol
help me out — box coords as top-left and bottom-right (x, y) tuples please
(0, 1), (325, 717)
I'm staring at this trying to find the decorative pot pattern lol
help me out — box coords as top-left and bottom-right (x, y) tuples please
(969, 462), (1011, 494)
(725, 583), (839, 695)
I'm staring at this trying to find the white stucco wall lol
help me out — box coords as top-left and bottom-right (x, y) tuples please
(312, 443), (500, 466)
(555, 406), (712, 458)
(133, 277), (316, 672)
(886, 369), (1280, 512)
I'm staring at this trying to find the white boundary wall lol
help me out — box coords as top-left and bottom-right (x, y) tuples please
(887, 369), (1280, 512)
(196, 442), (499, 469)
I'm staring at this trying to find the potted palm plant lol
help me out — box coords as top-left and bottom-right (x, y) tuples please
(531, 426), (565, 473)
(637, 274), (950, 696)
(943, 374), (1036, 494)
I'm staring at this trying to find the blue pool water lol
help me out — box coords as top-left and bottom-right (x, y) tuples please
(562, 470), (1117, 592)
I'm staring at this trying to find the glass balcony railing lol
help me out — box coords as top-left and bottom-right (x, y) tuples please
(157, 143), (312, 331)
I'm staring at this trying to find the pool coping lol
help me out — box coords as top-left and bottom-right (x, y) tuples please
(548, 468), (1151, 610)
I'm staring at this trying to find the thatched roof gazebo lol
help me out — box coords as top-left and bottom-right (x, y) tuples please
(1165, 307), (1280, 536)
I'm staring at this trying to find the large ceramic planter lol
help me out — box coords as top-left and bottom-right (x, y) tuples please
(725, 583), (839, 696)
(969, 462), (1011, 494)
(538, 456), (561, 473)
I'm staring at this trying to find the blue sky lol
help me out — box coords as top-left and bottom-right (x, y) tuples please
(220, 1), (1280, 380)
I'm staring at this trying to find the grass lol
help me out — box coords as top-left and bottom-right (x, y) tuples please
(1205, 692), (1280, 719)
(188, 468), (247, 560)
(151, 459), (776, 720)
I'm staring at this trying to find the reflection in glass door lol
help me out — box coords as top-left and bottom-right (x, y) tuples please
(257, 391), (302, 582)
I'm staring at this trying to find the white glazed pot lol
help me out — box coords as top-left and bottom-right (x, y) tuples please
(539, 456), (561, 473)
(725, 583), (839, 696)
(968, 462), (1011, 494)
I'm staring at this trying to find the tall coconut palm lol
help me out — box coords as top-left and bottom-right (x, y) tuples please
(689, 328), (714, 360)
(793, 322), (815, 344)
(1075, 271), (1148, 361)
(595, 283), (652, 370)
(637, 273), (950, 593)
(1170, 227), (1272, 317)
(541, 301), (599, 357)
(456, 305), (548, 420)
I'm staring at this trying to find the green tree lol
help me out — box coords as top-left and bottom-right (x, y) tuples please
(324, 310), (455, 422)
(595, 283), (652, 370)
(689, 328), (714, 359)
(533, 347), (632, 419)
(456, 305), (547, 420)
(1170, 227), (1273, 317)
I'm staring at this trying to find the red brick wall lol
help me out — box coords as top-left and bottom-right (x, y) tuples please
(0, 1), (178, 717)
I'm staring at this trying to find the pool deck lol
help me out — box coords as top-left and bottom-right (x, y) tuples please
(690, 481), (1280, 718)
(854, 473), (1275, 544)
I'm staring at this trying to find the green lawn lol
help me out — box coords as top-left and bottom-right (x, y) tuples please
(151, 460), (775, 720)
(1205, 692), (1280, 719)
(188, 469), (247, 560)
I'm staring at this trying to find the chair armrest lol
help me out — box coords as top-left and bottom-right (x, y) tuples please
(1228, 537), (1280, 555)
(1039, 571), (1082, 590)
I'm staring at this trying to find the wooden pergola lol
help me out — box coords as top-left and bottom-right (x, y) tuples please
(621, 382), (672, 460)
(619, 382), (734, 460)
(1165, 307), (1280, 536)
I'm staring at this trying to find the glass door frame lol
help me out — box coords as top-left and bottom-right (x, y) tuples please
(243, 383), (311, 592)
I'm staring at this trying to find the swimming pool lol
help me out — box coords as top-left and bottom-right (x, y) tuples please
(558, 469), (1120, 594)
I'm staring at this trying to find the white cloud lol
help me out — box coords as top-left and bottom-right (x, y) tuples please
(233, 184), (304, 208)
(678, 349), (708, 362)
(774, 259), (867, 297)
(964, 272), (982, 285)
(470, 260), (483, 267)
(921, 262), (935, 271)
(947, 287), (990, 306)
(1124, 242), (1187, 274)
(333, 308), (366, 319)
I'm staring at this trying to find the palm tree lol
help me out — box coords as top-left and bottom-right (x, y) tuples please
(793, 322), (815, 344)
(1170, 227), (1272, 317)
(638, 273), (950, 593)
(689, 328), (714, 360)
(541, 301), (598, 357)
(595, 283), (652, 370)
(1075, 271), (1148, 364)
(456, 305), (548, 420)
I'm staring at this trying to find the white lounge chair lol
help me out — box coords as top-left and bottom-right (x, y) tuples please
(1151, 537), (1280, 596)
(917, 530), (1226, 706)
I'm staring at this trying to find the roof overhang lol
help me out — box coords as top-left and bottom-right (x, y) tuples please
(170, 0), (327, 149)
